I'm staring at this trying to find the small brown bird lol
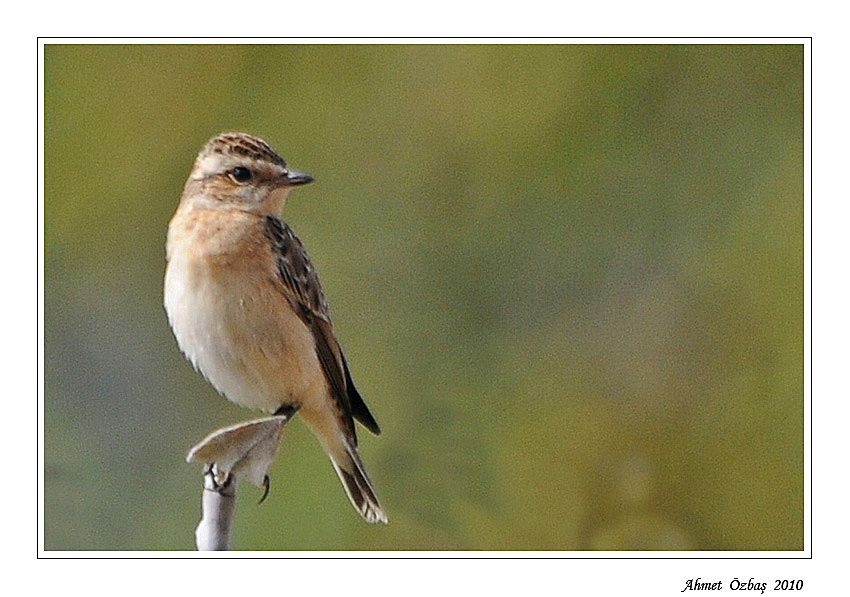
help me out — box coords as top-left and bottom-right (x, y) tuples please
(164, 132), (386, 523)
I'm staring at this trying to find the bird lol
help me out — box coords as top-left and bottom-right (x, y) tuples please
(164, 132), (386, 523)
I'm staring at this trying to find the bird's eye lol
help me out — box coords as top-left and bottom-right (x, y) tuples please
(229, 166), (253, 183)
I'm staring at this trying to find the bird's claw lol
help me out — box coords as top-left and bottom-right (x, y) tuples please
(203, 463), (233, 491)
(258, 474), (271, 504)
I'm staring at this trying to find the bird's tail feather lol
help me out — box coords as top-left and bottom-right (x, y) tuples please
(331, 445), (387, 524)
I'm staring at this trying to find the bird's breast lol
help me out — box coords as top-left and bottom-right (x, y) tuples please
(164, 209), (324, 412)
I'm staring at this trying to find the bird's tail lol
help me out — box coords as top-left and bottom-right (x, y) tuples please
(331, 443), (387, 524)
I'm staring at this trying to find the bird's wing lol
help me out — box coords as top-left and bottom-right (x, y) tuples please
(263, 215), (379, 441)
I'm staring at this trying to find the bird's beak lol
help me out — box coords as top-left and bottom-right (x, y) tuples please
(280, 169), (314, 186)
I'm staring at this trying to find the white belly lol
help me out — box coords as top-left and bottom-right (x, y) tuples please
(164, 252), (322, 412)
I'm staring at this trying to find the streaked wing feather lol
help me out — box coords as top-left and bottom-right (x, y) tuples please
(263, 215), (358, 441)
(342, 353), (381, 435)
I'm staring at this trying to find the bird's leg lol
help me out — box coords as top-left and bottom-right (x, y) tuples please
(273, 403), (299, 420)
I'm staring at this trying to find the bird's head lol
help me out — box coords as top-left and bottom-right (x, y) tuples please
(181, 132), (313, 213)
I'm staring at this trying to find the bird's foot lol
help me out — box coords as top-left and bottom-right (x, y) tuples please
(258, 474), (271, 504)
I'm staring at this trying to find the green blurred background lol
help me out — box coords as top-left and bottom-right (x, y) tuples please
(44, 44), (803, 550)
